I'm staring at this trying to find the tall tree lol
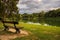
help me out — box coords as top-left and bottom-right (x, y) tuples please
(0, 0), (19, 21)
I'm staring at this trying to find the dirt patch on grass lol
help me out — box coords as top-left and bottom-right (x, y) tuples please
(0, 28), (31, 40)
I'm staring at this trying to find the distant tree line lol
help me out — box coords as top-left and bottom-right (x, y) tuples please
(19, 8), (60, 22)
(45, 8), (60, 17)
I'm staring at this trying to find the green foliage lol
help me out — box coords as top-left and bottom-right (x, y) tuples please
(0, 0), (19, 21)
(19, 8), (60, 23)
(45, 8), (60, 17)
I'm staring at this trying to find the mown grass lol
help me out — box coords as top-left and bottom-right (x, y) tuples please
(13, 22), (60, 40)
(0, 22), (60, 40)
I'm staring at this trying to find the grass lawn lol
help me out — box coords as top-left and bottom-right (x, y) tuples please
(13, 22), (60, 40)
(0, 22), (60, 40)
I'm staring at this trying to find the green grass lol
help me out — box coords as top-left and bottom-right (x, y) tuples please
(0, 22), (4, 29)
(0, 22), (60, 40)
(13, 22), (60, 40)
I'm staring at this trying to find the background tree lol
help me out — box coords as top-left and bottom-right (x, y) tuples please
(22, 13), (29, 22)
(44, 8), (60, 17)
(0, 0), (19, 21)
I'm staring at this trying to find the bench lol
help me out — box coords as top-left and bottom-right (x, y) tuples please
(0, 18), (23, 33)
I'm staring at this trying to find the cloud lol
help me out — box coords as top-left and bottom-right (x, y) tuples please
(17, 0), (60, 13)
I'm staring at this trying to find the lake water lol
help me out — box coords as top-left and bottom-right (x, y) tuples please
(22, 18), (60, 27)
(27, 22), (50, 26)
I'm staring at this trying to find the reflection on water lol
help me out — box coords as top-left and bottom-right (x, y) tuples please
(44, 19), (60, 27)
(27, 22), (41, 25)
(27, 22), (50, 26)
(43, 24), (50, 26)
(22, 18), (60, 27)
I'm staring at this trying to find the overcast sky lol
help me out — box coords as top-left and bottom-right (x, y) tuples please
(17, 0), (60, 13)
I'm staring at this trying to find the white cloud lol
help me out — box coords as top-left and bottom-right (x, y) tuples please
(17, 0), (60, 13)
(17, 4), (28, 9)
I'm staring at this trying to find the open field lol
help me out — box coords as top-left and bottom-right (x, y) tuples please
(14, 22), (60, 40)
(0, 22), (60, 40)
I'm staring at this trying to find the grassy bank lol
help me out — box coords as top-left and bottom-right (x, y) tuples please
(13, 22), (60, 40)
